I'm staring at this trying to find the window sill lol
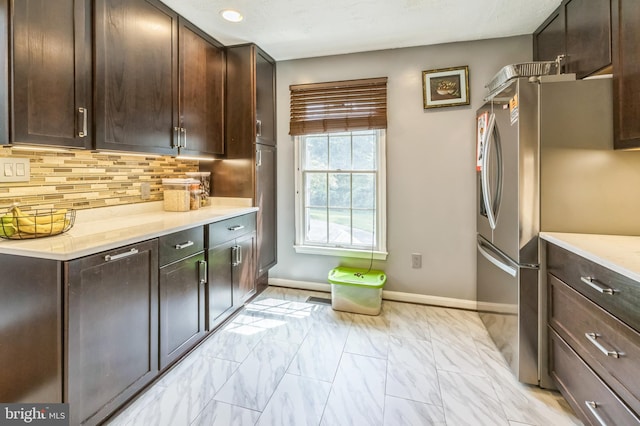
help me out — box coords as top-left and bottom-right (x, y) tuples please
(294, 245), (388, 260)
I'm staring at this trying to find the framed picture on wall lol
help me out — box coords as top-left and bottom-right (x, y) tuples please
(422, 65), (470, 109)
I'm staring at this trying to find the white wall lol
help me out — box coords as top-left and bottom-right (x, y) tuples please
(270, 36), (532, 303)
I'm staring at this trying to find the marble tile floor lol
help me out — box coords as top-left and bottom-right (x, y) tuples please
(106, 286), (582, 426)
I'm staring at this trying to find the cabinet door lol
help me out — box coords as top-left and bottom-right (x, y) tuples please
(0, 255), (61, 403)
(612, 0), (640, 149)
(256, 50), (276, 146)
(207, 240), (234, 329)
(565, 0), (611, 78)
(11, 0), (92, 148)
(66, 240), (158, 426)
(234, 232), (256, 306)
(224, 44), (254, 160)
(0, 0), (7, 143)
(533, 6), (565, 63)
(94, 0), (178, 154)
(159, 252), (206, 370)
(256, 144), (277, 275)
(178, 18), (225, 156)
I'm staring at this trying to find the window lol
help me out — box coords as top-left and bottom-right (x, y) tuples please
(294, 130), (387, 258)
(290, 77), (388, 259)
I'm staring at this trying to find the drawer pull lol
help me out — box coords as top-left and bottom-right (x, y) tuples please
(174, 241), (194, 250)
(580, 276), (615, 295)
(585, 333), (621, 358)
(585, 401), (608, 426)
(104, 248), (139, 262)
(228, 225), (245, 231)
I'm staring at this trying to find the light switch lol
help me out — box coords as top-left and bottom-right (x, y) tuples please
(0, 158), (30, 182)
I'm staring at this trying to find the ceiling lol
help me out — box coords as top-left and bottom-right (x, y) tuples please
(161, 0), (563, 61)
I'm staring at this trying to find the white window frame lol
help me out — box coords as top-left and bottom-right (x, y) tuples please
(293, 130), (387, 260)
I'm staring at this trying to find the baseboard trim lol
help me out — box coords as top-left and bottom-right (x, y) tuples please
(268, 278), (478, 311)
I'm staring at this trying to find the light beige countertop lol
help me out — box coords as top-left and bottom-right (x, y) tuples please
(0, 199), (257, 261)
(540, 232), (640, 283)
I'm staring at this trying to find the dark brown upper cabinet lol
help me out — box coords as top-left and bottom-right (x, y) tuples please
(534, 0), (612, 79)
(226, 44), (277, 160)
(177, 18), (225, 156)
(611, 0), (640, 149)
(8, 0), (92, 148)
(94, 1), (225, 156)
(255, 50), (276, 147)
(94, 0), (179, 155)
(533, 5), (566, 64)
(565, 0), (611, 77)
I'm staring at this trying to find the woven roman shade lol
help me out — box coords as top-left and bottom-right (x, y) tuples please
(289, 77), (388, 135)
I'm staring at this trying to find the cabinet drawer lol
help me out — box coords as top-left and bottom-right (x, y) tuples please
(547, 243), (640, 333)
(550, 329), (640, 425)
(208, 213), (256, 247)
(549, 274), (640, 414)
(159, 227), (204, 267)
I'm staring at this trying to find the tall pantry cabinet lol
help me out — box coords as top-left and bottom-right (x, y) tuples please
(208, 44), (277, 283)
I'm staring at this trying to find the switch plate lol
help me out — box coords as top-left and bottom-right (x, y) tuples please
(0, 158), (30, 182)
(411, 253), (422, 269)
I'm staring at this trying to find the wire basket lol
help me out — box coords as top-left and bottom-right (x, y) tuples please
(0, 207), (76, 239)
(485, 61), (560, 96)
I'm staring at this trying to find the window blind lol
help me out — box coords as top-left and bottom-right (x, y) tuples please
(289, 77), (388, 135)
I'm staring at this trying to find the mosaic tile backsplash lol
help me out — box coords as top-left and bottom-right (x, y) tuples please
(0, 147), (199, 212)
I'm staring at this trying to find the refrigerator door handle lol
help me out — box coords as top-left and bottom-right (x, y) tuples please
(477, 237), (517, 277)
(481, 112), (501, 230)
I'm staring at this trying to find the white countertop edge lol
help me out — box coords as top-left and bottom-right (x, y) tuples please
(540, 232), (640, 283)
(0, 202), (258, 261)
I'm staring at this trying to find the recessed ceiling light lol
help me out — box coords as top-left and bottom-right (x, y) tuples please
(220, 9), (243, 23)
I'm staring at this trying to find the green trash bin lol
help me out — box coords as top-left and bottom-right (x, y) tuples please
(328, 267), (387, 315)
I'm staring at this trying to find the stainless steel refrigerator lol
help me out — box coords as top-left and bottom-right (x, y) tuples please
(475, 74), (625, 388)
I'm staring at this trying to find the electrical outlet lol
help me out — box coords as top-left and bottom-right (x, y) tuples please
(140, 182), (151, 200)
(411, 253), (422, 269)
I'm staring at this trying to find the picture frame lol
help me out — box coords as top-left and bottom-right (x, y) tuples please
(422, 65), (470, 109)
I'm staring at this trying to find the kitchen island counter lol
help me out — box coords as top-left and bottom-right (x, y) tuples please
(540, 232), (640, 283)
(0, 200), (257, 261)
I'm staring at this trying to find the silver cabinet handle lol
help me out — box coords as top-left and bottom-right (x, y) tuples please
(198, 260), (207, 285)
(256, 148), (262, 167)
(181, 127), (187, 148)
(105, 248), (139, 262)
(256, 120), (262, 138)
(175, 241), (194, 250)
(78, 107), (88, 138)
(173, 126), (181, 148)
(580, 276), (616, 295)
(231, 246), (239, 266)
(228, 225), (245, 231)
(585, 401), (608, 426)
(237, 245), (242, 265)
(585, 333), (621, 358)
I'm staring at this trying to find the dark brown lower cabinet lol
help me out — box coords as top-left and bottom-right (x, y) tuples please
(207, 240), (234, 329)
(550, 329), (640, 425)
(207, 213), (257, 329)
(256, 143), (277, 277)
(233, 232), (256, 306)
(0, 255), (62, 403)
(65, 240), (159, 426)
(159, 252), (206, 370)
